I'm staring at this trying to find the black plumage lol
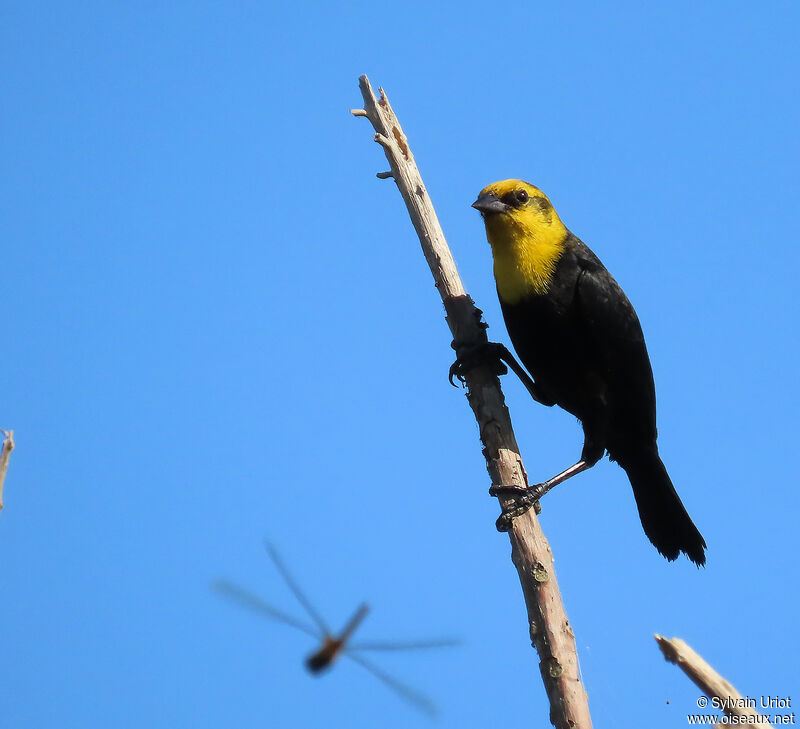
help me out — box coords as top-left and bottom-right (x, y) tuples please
(500, 233), (707, 565)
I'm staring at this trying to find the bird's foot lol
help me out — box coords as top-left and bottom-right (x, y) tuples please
(448, 341), (508, 387)
(489, 483), (547, 532)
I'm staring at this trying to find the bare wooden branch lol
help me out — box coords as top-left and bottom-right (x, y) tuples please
(353, 75), (592, 729)
(655, 635), (774, 726)
(0, 430), (15, 511)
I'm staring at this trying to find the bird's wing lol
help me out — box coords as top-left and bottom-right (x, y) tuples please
(572, 245), (657, 437)
(576, 264), (645, 345)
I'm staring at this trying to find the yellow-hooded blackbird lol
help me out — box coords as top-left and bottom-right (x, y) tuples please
(462, 179), (706, 566)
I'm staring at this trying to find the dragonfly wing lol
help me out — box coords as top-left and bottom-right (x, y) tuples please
(212, 579), (320, 639)
(345, 652), (438, 717)
(264, 541), (331, 636)
(347, 638), (461, 652)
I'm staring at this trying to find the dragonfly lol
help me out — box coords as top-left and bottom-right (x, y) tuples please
(212, 542), (459, 717)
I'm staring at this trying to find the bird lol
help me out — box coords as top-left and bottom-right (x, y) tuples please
(457, 179), (706, 566)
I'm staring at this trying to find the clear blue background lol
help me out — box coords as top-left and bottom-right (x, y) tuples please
(2, 2), (798, 727)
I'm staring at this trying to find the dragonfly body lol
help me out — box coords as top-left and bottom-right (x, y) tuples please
(306, 603), (368, 673)
(305, 636), (344, 673)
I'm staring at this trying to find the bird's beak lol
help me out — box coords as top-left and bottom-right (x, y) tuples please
(471, 192), (508, 216)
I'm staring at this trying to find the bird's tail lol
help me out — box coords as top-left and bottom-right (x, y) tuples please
(616, 448), (706, 566)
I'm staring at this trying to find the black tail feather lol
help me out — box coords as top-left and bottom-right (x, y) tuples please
(617, 449), (706, 566)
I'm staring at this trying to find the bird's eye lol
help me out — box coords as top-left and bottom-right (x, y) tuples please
(516, 190), (529, 204)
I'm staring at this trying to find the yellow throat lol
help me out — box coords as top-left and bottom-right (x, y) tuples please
(478, 180), (568, 303)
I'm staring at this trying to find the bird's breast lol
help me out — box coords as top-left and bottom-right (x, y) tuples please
(489, 225), (567, 303)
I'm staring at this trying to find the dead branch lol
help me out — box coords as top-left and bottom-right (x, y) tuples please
(0, 430), (15, 511)
(655, 634), (774, 726)
(352, 75), (592, 729)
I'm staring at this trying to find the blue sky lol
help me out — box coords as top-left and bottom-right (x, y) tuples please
(2, 2), (798, 727)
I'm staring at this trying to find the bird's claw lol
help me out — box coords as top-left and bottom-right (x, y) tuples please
(489, 483), (543, 532)
(448, 341), (508, 387)
(448, 360), (466, 388)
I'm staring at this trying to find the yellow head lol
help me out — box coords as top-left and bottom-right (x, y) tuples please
(473, 179), (568, 302)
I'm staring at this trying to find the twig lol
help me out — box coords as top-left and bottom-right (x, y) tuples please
(0, 430), (15, 511)
(352, 75), (592, 729)
(655, 635), (774, 726)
